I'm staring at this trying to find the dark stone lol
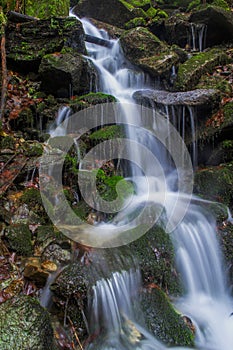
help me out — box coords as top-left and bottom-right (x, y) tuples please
(72, 0), (138, 28)
(39, 52), (96, 97)
(190, 6), (233, 47)
(0, 295), (55, 350)
(6, 17), (86, 72)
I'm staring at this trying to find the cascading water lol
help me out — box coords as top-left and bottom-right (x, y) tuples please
(51, 13), (233, 349)
(189, 23), (207, 52)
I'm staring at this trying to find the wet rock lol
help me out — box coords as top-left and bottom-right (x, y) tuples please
(23, 258), (49, 287)
(90, 18), (124, 38)
(194, 163), (233, 207)
(197, 101), (233, 165)
(4, 224), (33, 257)
(128, 226), (181, 295)
(6, 17), (86, 72)
(140, 286), (195, 347)
(39, 52), (96, 97)
(174, 48), (230, 91)
(189, 6), (233, 47)
(159, 13), (190, 48)
(35, 225), (71, 264)
(133, 88), (219, 108)
(0, 295), (56, 350)
(73, 0), (143, 28)
(120, 27), (179, 78)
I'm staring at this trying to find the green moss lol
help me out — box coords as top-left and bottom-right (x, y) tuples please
(146, 7), (157, 17)
(125, 17), (147, 29)
(140, 287), (195, 346)
(4, 224), (33, 256)
(211, 0), (230, 10)
(0, 135), (16, 150)
(20, 188), (49, 222)
(126, 0), (151, 7)
(194, 163), (233, 206)
(128, 226), (182, 294)
(21, 188), (42, 207)
(175, 49), (230, 91)
(96, 170), (134, 203)
(74, 92), (116, 105)
(23, 142), (43, 157)
(90, 125), (124, 141)
(26, 0), (70, 18)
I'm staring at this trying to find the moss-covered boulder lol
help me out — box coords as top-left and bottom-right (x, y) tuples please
(120, 27), (179, 78)
(140, 287), (195, 346)
(194, 163), (233, 207)
(128, 226), (181, 295)
(189, 6), (233, 47)
(70, 92), (116, 112)
(174, 48), (229, 91)
(197, 101), (233, 165)
(39, 52), (96, 97)
(73, 0), (146, 28)
(4, 224), (33, 256)
(0, 295), (55, 350)
(6, 17), (86, 71)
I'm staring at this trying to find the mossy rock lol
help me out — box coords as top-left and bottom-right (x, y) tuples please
(0, 135), (16, 150)
(20, 188), (49, 222)
(140, 287), (195, 346)
(90, 125), (124, 142)
(120, 27), (179, 78)
(23, 141), (44, 157)
(194, 163), (233, 207)
(128, 226), (182, 295)
(6, 17), (86, 71)
(4, 224), (33, 256)
(73, 0), (144, 28)
(198, 101), (233, 144)
(175, 48), (230, 91)
(39, 52), (96, 97)
(70, 92), (116, 111)
(189, 6), (233, 47)
(0, 295), (55, 350)
(125, 17), (147, 29)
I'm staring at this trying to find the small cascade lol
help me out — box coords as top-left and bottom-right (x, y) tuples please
(87, 269), (189, 350)
(189, 23), (207, 52)
(174, 205), (233, 350)
(49, 105), (71, 137)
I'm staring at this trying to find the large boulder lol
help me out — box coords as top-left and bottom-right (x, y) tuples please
(162, 13), (190, 48)
(6, 17), (86, 71)
(72, 0), (144, 28)
(0, 295), (56, 350)
(190, 6), (233, 47)
(39, 52), (96, 97)
(174, 48), (229, 91)
(120, 27), (179, 79)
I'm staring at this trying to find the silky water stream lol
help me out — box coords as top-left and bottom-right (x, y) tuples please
(46, 15), (233, 350)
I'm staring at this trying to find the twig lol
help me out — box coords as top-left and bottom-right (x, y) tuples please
(67, 316), (84, 350)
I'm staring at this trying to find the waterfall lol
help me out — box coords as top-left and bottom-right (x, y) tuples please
(48, 13), (233, 349)
(189, 23), (207, 52)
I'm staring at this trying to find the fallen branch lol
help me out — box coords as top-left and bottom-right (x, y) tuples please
(7, 10), (37, 23)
